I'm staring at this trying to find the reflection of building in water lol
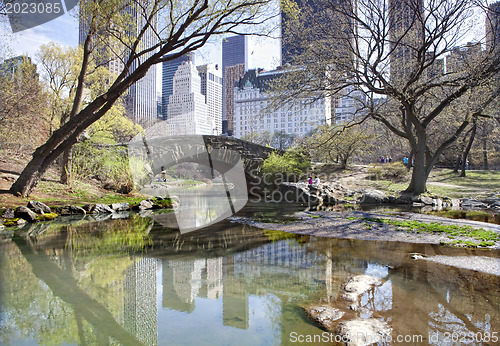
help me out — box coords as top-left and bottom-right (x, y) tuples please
(223, 256), (249, 329)
(205, 257), (223, 299)
(124, 258), (158, 346)
(159, 239), (349, 332)
(162, 260), (195, 313)
(162, 257), (223, 312)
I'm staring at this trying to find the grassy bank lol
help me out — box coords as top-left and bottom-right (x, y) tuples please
(340, 165), (500, 198)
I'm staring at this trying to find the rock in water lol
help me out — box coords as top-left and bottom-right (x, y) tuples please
(344, 275), (381, 296)
(305, 305), (345, 331)
(359, 190), (387, 205)
(337, 318), (391, 346)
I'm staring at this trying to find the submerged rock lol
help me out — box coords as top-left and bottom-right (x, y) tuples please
(337, 318), (391, 346)
(305, 305), (345, 331)
(344, 275), (382, 296)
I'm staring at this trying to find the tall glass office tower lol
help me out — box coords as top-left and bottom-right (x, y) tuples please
(222, 35), (247, 135)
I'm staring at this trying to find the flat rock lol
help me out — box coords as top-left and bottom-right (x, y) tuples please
(53, 205), (86, 216)
(14, 206), (37, 222)
(305, 305), (345, 331)
(461, 198), (488, 209)
(337, 318), (391, 346)
(344, 275), (381, 296)
(27, 200), (51, 214)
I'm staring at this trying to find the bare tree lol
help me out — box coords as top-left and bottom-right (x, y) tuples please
(9, 0), (277, 197)
(275, 0), (500, 194)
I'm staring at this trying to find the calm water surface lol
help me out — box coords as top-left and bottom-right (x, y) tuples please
(0, 202), (499, 345)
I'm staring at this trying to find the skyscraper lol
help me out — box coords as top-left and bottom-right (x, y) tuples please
(78, 2), (157, 127)
(161, 52), (196, 120)
(222, 35), (248, 134)
(224, 63), (245, 135)
(198, 64), (223, 134)
(486, 2), (500, 53)
(388, 0), (424, 83)
(280, 0), (353, 65)
(163, 60), (214, 135)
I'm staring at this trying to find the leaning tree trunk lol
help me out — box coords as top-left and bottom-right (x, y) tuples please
(460, 120), (476, 177)
(10, 90), (121, 197)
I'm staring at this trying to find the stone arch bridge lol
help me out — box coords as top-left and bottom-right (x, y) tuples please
(128, 135), (280, 187)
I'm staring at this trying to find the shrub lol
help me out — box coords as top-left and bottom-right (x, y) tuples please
(367, 162), (408, 180)
(262, 149), (311, 182)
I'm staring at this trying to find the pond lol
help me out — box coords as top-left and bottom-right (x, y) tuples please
(0, 203), (499, 345)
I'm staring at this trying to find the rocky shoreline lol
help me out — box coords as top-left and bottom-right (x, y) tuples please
(0, 197), (176, 230)
(273, 182), (500, 211)
(231, 209), (500, 249)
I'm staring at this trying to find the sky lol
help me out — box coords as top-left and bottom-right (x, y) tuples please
(0, 7), (281, 93)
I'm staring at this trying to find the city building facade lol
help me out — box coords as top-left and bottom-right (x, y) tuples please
(233, 69), (331, 139)
(280, 0), (353, 65)
(486, 1), (500, 52)
(224, 63), (245, 135)
(334, 85), (366, 123)
(222, 35), (248, 134)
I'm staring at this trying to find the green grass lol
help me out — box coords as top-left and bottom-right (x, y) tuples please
(362, 168), (500, 198)
(430, 170), (500, 190)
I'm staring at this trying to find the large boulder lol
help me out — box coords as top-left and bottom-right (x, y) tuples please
(111, 202), (130, 212)
(276, 183), (322, 206)
(14, 206), (37, 222)
(93, 204), (114, 214)
(27, 201), (51, 214)
(359, 189), (388, 205)
(138, 200), (154, 210)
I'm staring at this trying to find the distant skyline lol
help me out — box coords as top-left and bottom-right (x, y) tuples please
(0, 10), (281, 93)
